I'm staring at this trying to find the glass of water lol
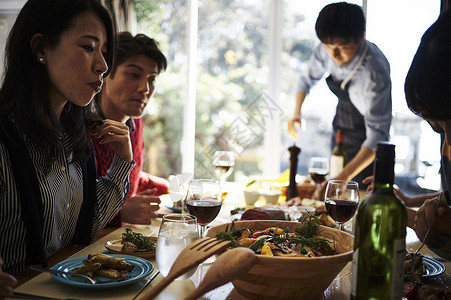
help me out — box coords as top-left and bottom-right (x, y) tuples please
(155, 214), (199, 280)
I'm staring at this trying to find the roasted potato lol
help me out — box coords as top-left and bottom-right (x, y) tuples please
(95, 268), (120, 279)
(73, 262), (101, 274)
(87, 253), (134, 271)
(318, 213), (336, 227)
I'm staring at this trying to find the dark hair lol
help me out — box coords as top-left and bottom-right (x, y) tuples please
(109, 32), (167, 78)
(405, 9), (451, 120)
(315, 2), (366, 44)
(0, 0), (115, 164)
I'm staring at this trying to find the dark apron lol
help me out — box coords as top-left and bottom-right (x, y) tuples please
(326, 76), (374, 188)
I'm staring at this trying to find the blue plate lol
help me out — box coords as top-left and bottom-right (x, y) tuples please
(51, 254), (154, 289)
(165, 204), (182, 213)
(422, 257), (446, 278)
(405, 256), (446, 281)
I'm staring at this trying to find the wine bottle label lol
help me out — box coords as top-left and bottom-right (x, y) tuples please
(330, 155), (344, 178)
(391, 238), (406, 299)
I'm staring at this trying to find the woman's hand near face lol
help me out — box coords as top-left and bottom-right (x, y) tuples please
(91, 119), (133, 163)
(0, 257), (17, 299)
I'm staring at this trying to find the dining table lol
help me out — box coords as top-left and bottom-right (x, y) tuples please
(8, 182), (451, 300)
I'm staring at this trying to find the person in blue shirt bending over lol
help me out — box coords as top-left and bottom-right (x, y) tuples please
(288, 2), (392, 195)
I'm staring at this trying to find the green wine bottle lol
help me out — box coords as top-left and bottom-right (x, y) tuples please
(330, 129), (347, 178)
(350, 142), (407, 300)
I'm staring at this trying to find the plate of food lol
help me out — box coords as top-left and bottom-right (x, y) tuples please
(51, 253), (154, 289)
(163, 194), (183, 213)
(105, 228), (157, 258)
(405, 253), (446, 281)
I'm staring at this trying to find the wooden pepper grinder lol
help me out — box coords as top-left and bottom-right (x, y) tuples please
(286, 143), (301, 200)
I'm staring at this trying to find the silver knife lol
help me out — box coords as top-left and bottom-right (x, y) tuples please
(10, 292), (78, 300)
(132, 270), (160, 300)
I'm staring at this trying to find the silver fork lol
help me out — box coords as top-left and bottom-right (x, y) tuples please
(30, 266), (123, 284)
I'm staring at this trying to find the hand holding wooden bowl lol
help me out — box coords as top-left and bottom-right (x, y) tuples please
(205, 220), (354, 300)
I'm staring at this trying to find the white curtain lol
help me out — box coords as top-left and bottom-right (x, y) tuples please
(100, 0), (136, 34)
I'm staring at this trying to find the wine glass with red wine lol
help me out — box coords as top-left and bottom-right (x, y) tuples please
(325, 180), (359, 231)
(308, 157), (329, 186)
(213, 151), (235, 182)
(186, 179), (222, 236)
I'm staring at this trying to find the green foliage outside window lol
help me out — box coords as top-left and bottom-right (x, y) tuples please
(134, 0), (313, 179)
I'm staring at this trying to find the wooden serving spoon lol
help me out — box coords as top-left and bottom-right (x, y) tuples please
(184, 247), (257, 300)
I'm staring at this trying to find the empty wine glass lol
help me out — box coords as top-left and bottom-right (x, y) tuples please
(324, 180), (360, 231)
(213, 151), (235, 182)
(155, 214), (199, 280)
(186, 179), (222, 236)
(308, 157), (329, 186)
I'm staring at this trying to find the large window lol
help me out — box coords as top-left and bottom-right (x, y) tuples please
(135, 1), (188, 179)
(136, 0), (272, 180)
(194, 0), (271, 179)
(134, 0), (440, 190)
(366, 0), (441, 191)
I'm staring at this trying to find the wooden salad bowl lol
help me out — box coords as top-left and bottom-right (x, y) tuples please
(205, 220), (354, 300)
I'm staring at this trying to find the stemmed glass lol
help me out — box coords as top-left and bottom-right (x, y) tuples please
(308, 157), (329, 186)
(155, 214), (199, 280)
(324, 180), (360, 231)
(213, 151), (235, 182)
(186, 179), (222, 236)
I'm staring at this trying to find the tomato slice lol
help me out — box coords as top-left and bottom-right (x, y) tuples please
(251, 231), (270, 239)
(403, 282), (418, 300)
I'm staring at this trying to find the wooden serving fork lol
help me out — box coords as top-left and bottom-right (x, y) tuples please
(184, 247), (257, 300)
(141, 237), (231, 299)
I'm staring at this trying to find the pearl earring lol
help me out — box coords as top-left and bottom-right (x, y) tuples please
(38, 57), (45, 63)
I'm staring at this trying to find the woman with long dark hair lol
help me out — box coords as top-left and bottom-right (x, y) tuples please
(405, 9), (451, 261)
(0, 0), (135, 294)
